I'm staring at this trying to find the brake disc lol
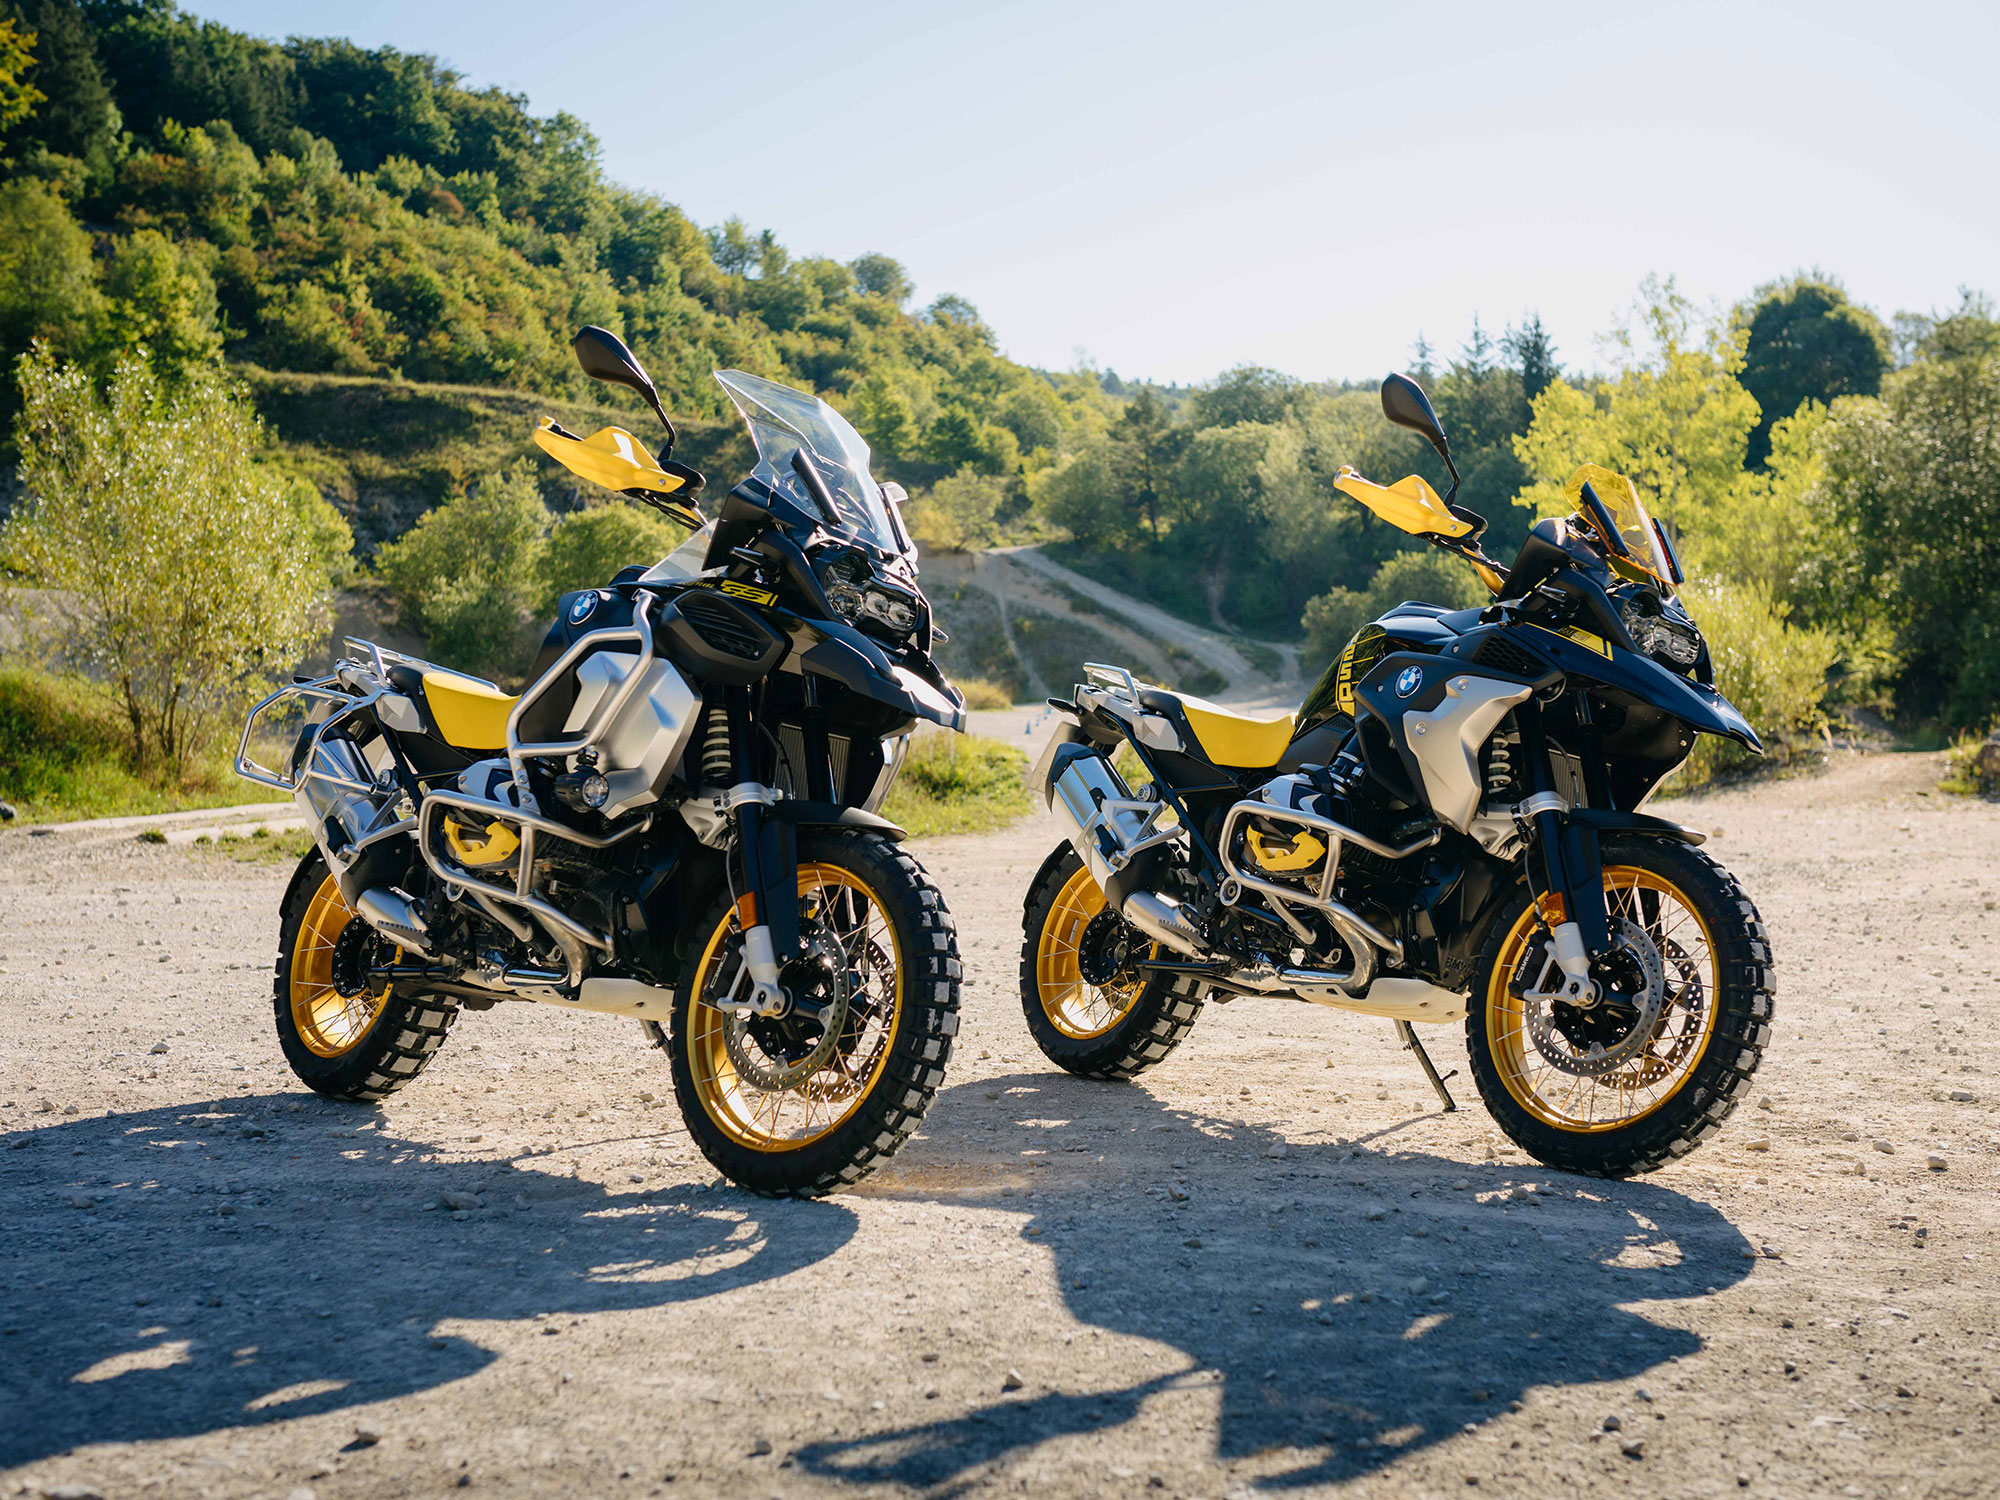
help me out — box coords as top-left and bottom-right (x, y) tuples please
(1525, 915), (1666, 1079)
(721, 928), (852, 1091)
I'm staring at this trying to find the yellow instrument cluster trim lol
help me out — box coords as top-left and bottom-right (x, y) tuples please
(421, 670), (518, 751)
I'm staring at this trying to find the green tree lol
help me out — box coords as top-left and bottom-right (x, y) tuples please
(906, 467), (1008, 552)
(540, 502), (687, 610)
(1736, 275), (1890, 467)
(1107, 388), (1182, 543)
(1433, 320), (1536, 557)
(8, 0), (120, 190)
(98, 228), (223, 379)
(995, 382), (1063, 456)
(1184, 365), (1296, 429)
(851, 372), (918, 462)
(2, 346), (340, 773)
(1807, 294), (2000, 725)
(373, 461), (551, 678)
(1683, 400), (1829, 608)
(1514, 277), (1759, 535)
(923, 402), (1017, 474)
(0, 15), (44, 129)
(849, 252), (912, 305)
(0, 177), (102, 392)
(1030, 438), (1135, 549)
(1502, 315), (1560, 401)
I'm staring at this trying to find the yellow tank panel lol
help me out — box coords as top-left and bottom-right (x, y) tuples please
(422, 670), (518, 751)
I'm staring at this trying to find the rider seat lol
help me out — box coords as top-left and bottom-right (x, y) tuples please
(1137, 688), (1296, 769)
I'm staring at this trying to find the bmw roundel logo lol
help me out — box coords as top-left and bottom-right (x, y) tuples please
(1394, 665), (1424, 698)
(567, 592), (598, 625)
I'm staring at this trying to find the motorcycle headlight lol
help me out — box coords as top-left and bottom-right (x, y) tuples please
(856, 585), (919, 635)
(816, 548), (921, 641)
(1620, 596), (1702, 667)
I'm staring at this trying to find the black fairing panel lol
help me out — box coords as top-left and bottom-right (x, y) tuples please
(660, 589), (789, 685)
(1439, 623), (1759, 752)
(788, 614), (966, 732)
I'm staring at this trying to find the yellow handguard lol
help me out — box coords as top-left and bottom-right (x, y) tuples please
(1333, 466), (1473, 540)
(1334, 464), (1508, 597)
(532, 419), (704, 529)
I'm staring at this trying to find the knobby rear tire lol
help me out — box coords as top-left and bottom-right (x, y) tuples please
(272, 851), (458, 1102)
(1019, 844), (1204, 1082)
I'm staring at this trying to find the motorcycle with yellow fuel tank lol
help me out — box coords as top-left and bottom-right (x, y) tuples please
(1020, 373), (1774, 1177)
(238, 327), (966, 1196)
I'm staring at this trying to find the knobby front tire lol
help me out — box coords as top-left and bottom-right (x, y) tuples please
(1465, 835), (1773, 1177)
(666, 830), (960, 1197)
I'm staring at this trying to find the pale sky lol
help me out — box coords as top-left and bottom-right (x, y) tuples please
(185, 0), (1999, 386)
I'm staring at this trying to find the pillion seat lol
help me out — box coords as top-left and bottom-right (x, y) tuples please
(1136, 687), (1297, 769)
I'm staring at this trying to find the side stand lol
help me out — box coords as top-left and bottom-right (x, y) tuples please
(1395, 1020), (1457, 1112)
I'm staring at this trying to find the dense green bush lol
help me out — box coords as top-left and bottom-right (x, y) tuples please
(1675, 579), (1839, 785)
(372, 461), (549, 678)
(540, 503), (692, 611)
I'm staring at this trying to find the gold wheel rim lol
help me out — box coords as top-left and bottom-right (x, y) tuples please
(289, 873), (389, 1058)
(688, 863), (904, 1154)
(1488, 865), (1720, 1132)
(1035, 865), (1150, 1041)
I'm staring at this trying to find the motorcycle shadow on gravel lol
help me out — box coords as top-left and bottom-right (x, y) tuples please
(798, 1071), (1755, 1493)
(0, 1093), (853, 1468)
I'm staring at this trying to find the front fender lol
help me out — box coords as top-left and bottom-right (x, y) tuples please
(796, 620), (967, 732)
(1626, 654), (1762, 754)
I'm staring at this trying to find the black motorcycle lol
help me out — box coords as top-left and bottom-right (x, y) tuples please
(238, 327), (964, 1196)
(1020, 373), (1772, 1176)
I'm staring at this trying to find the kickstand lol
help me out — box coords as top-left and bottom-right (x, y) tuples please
(1395, 1020), (1458, 1112)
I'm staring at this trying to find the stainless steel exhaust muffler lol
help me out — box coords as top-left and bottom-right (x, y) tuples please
(1045, 745), (1204, 957)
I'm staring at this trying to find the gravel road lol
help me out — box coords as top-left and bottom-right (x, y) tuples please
(2, 750), (1996, 1500)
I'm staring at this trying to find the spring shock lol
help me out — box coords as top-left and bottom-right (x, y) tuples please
(1485, 736), (1516, 797)
(701, 710), (732, 787)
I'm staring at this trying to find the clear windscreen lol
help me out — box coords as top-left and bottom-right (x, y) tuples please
(714, 370), (905, 554)
(1563, 464), (1676, 588)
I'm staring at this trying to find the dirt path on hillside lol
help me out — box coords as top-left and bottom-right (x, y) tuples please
(2, 751), (1997, 1500)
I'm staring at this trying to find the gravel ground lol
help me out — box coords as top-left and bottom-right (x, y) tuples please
(2, 750), (1996, 1500)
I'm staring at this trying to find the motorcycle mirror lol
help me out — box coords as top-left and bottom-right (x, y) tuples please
(574, 326), (677, 453)
(1380, 372), (1451, 460)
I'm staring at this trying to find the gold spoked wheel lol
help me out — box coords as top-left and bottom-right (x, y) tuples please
(1487, 865), (1720, 1132)
(1034, 864), (1151, 1040)
(687, 863), (904, 1153)
(288, 873), (390, 1058)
